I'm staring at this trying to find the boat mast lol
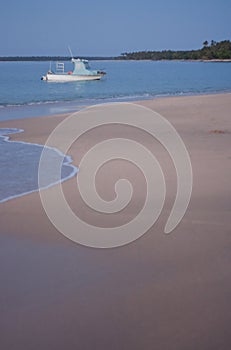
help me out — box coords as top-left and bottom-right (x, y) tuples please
(68, 46), (74, 59)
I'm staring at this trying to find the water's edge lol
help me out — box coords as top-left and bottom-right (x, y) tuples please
(1, 90), (231, 122)
(0, 128), (78, 203)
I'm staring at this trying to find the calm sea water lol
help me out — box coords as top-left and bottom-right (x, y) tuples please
(0, 60), (231, 202)
(0, 60), (231, 120)
(0, 129), (77, 203)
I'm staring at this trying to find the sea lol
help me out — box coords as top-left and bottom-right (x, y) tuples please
(0, 60), (231, 202)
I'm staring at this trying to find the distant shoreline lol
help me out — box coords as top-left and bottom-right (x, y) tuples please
(0, 57), (231, 62)
(0, 56), (117, 62)
(1, 40), (230, 61)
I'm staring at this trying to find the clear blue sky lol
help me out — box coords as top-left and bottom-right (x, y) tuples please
(0, 0), (230, 56)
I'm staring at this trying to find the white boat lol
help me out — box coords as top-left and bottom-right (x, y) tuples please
(41, 58), (106, 82)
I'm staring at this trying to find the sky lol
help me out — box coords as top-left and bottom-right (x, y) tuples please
(0, 0), (230, 56)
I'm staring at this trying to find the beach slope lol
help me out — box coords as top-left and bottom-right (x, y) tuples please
(0, 93), (231, 350)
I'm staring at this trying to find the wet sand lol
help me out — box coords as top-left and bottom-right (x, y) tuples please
(0, 93), (231, 349)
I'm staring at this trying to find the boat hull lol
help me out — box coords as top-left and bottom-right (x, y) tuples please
(42, 73), (103, 82)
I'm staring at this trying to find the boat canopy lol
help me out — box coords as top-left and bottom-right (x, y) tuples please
(72, 58), (98, 76)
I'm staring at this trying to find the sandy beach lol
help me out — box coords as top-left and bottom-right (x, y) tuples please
(0, 93), (231, 349)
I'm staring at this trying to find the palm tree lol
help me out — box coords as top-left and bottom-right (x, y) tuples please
(203, 40), (209, 47)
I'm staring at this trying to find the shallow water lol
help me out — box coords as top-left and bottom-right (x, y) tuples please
(0, 128), (77, 203)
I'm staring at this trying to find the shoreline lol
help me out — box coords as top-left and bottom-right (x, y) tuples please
(1, 90), (231, 122)
(0, 92), (230, 206)
(1, 92), (231, 349)
(0, 127), (78, 204)
(1, 58), (231, 62)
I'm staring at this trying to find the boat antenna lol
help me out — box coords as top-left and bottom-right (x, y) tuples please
(68, 46), (74, 59)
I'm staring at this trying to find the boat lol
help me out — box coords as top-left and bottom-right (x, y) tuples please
(41, 58), (106, 82)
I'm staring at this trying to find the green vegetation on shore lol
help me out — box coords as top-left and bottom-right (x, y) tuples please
(1, 40), (231, 62)
(120, 40), (231, 60)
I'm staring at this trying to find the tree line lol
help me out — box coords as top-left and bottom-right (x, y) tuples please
(120, 40), (231, 60)
(1, 40), (231, 61)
